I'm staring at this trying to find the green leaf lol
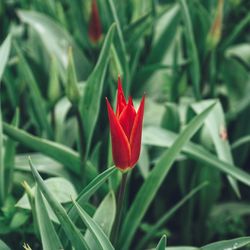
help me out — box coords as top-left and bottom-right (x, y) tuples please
(165, 247), (198, 250)
(0, 240), (11, 250)
(80, 24), (116, 157)
(155, 235), (167, 250)
(232, 135), (250, 150)
(15, 153), (70, 179)
(106, 0), (130, 94)
(142, 127), (250, 187)
(4, 109), (19, 196)
(3, 122), (81, 174)
(148, 5), (180, 64)
(226, 43), (250, 68)
(58, 167), (116, 246)
(192, 100), (240, 197)
(137, 182), (207, 250)
(29, 158), (90, 250)
(222, 13), (250, 49)
(179, 0), (200, 99)
(85, 192), (116, 249)
(0, 34), (12, 206)
(14, 42), (53, 138)
(67, 167), (117, 223)
(47, 55), (60, 104)
(201, 237), (250, 250)
(73, 200), (115, 250)
(17, 177), (77, 210)
(0, 96), (4, 206)
(66, 47), (80, 105)
(35, 187), (63, 250)
(0, 34), (11, 82)
(17, 10), (91, 80)
(125, 12), (153, 48)
(119, 103), (216, 250)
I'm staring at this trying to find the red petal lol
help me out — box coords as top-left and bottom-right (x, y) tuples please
(106, 98), (131, 169)
(119, 97), (136, 139)
(129, 95), (145, 167)
(116, 76), (127, 117)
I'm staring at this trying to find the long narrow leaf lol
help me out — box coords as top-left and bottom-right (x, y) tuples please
(35, 187), (63, 250)
(179, 0), (200, 99)
(3, 122), (84, 174)
(137, 182), (207, 250)
(142, 127), (250, 187)
(80, 24), (116, 157)
(29, 158), (89, 250)
(73, 200), (115, 250)
(84, 192), (116, 249)
(0, 34), (11, 206)
(17, 10), (91, 80)
(119, 103), (216, 250)
(14, 42), (53, 138)
(156, 235), (167, 250)
(67, 167), (116, 223)
(0, 34), (11, 82)
(107, 0), (130, 94)
(201, 236), (250, 250)
(58, 167), (116, 245)
(192, 100), (240, 197)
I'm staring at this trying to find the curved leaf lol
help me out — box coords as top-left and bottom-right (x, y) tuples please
(35, 187), (63, 250)
(29, 158), (90, 250)
(119, 103), (216, 250)
(73, 200), (114, 250)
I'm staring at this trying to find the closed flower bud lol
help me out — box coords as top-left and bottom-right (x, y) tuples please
(106, 76), (145, 171)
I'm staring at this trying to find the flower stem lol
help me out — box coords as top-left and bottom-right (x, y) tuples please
(112, 172), (128, 246)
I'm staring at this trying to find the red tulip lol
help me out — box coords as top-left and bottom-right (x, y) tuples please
(88, 0), (102, 43)
(106, 76), (145, 171)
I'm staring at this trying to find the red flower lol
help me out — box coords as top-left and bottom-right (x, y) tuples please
(106, 76), (145, 171)
(88, 0), (102, 43)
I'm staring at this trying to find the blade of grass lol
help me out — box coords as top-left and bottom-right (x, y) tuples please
(0, 34), (11, 82)
(222, 14), (250, 49)
(119, 103), (216, 250)
(0, 34), (12, 206)
(4, 109), (19, 194)
(137, 182), (207, 249)
(84, 192), (116, 249)
(29, 158), (90, 250)
(17, 10), (91, 80)
(14, 42), (53, 138)
(58, 167), (117, 245)
(35, 187), (63, 250)
(192, 100), (240, 197)
(143, 127), (250, 187)
(0, 240), (11, 250)
(67, 167), (117, 223)
(73, 200), (115, 250)
(179, 0), (200, 99)
(3, 122), (81, 174)
(107, 0), (130, 94)
(201, 236), (250, 250)
(80, 24), (116, 158)
(232, 135), (250, 150)
(156, 235), (167, 250)
(0, 99), (4, 206)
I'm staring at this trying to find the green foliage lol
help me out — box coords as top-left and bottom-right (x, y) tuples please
(0, 0), (250, 249)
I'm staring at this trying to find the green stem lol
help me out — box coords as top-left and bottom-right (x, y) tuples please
(76, 109), (86, 183)
(112, 172), (128, 246)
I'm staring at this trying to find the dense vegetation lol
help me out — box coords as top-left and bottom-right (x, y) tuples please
(0, 0), (250, 249)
